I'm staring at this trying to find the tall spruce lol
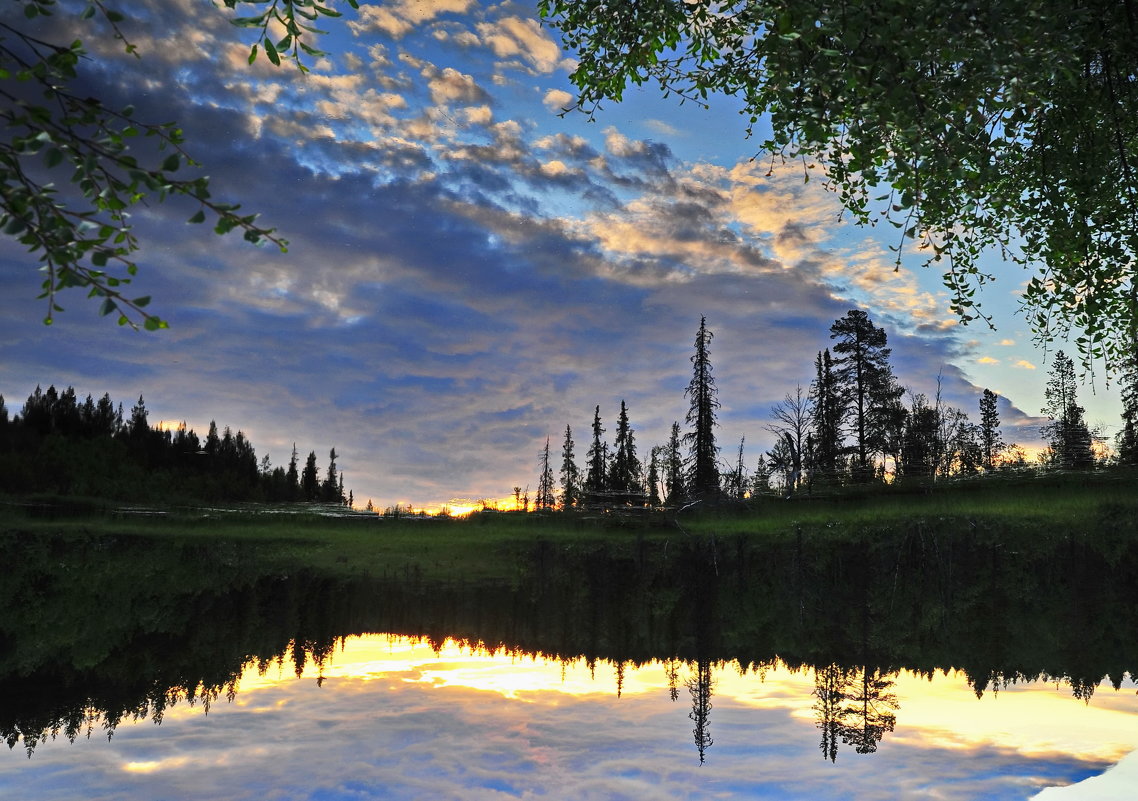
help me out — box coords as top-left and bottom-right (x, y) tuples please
(978, 389), (1004, 470)
(584, 405), (608, 504)
(286, 443), (300, 500)
(609, 400), (644, 504)
(810, 349), (844, 481)
(646, 446), (663, 506)
(830, 310), (903, 482)
(1041, 351), (1095, 469)
(663, 421), (685, 504)
(322, 447), (340, 502)
(536, 437), (556, 511)
(1118, 355), (1138, 465)
(301, 451), (319, 501)
(559, 424), (581, 509)
(684, 316), (720, 499)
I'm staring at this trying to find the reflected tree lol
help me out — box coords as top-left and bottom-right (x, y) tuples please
(688, 658), (714, 765)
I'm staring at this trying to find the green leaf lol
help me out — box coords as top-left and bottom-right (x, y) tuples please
(187, 209), (206, 224)
(99, 298), (116, 316)
(161, 153), (180, 172)
(264, 38), (281, 66)
(248, 44), (258, 65)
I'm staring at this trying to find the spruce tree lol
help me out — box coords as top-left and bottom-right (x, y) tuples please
(301, 451), (319, 500)
(1041, 351), (1095, 469)
(559, 424), (581, 509)
(584, 406), (608, 505)
(646, 446), (662, 507)
(609, 400), (644, 505)
(978, 389), (1004, 470)
(684, 316), (720, 500)
(286, 443), (300, 501)
(536, 437), (556, 511)
(663, 421), (686, 505)
(321, 448), (339, 502)
(810, 349), (844, 482)
(1118, 355), (1138, 465)
(830, 310), (903, 482)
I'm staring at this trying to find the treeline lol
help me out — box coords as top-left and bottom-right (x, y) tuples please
(535, 311), (1138, 511)
(0, 385), (351, 505)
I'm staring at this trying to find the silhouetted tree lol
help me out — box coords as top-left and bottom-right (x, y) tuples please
(685, 317), (720, 500)
(830, 310), (903, 482)
(646, 446), (663, 506)
(810, 349), (844, 482)
(663, 421), (686, 505)
(286, 443), (300, 501)
(609, 400), (644, 505)
(688, 659), (714, 765)
(979, 389), (1005, 470)
(1041, 351), (1095, 469)
(559, 424), (580, 509)
(584, 406), (608, 506)
(321, 448), (341, 502)
(900, 393), (939, 481)
(813, 663), (853, 763)
(536, 437), (556, 511)
(1116, 357), (1138, 465)
(301, 451), (319, 501)
(766, 384), (813, 493)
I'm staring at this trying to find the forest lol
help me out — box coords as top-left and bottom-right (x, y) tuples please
(0, 386), (350, 505)
(533, 311), (1138, 512)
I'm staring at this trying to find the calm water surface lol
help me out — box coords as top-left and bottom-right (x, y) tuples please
(2, 634), (1136, 800)
(5, 525), (1138, 799)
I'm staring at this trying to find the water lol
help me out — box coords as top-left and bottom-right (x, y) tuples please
(2, 528), (1137, 798)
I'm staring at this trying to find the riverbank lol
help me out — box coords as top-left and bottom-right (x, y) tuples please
(4, 470), (1137, 583)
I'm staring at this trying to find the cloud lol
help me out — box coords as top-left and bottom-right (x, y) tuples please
(978, 356), (1000, 364)
(1016, 360), (1038, 370)
(474, 16), (568, 74)
(348, 0), (476, 39)
(542, 88), (574, 112)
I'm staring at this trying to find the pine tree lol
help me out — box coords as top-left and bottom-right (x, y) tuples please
(978, 389), (1004, 470)
(684, 316), (720, 500)
(663, 421), (686, 505)
(1041, 351), (1095, 469)
(830, 310), (903, 482)
(584, 406), (608, 505)
(559, 424), (581, 509)
(286, 443), (300, 500)
(1115, 354), (1138, 465)
(810, 349), (844, 482)
(536, 437), (556, 511)
(609, 400), (644, 505)
(301, 451), (319, 500)
(321, 448), (340, 502)
(646, 446), (662, 506)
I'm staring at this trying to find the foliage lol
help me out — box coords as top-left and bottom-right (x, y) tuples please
(559, 424), (580, 509)
(0, 382), (348, 503)
(684, 316), (720, 498)
(0, 0), (358, 326)
(830, 310), (903, 482)
(1040, 351), (1096, 469)
(540, 0), (1138, 369)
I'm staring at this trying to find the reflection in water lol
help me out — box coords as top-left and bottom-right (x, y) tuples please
(3, 633), (1135, 801)
(4, 522), (1138, 796)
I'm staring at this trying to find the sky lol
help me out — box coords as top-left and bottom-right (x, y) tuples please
(2, 635), (1136, 799)
(0, 0), (1124, 510)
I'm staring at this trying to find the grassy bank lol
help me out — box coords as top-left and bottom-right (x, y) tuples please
(4, 470), (1137, 581)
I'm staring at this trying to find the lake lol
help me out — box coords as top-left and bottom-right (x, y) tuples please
(2, 526), (1137, 798)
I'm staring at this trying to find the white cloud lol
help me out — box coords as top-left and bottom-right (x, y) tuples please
(542, 88), (574, 112)
(474, 16), (566, 74)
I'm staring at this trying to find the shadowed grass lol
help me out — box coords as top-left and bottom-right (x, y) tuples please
(4, 470), (1136, 581)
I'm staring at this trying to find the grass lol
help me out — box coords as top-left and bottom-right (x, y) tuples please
(4, 469), (1136, 582)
